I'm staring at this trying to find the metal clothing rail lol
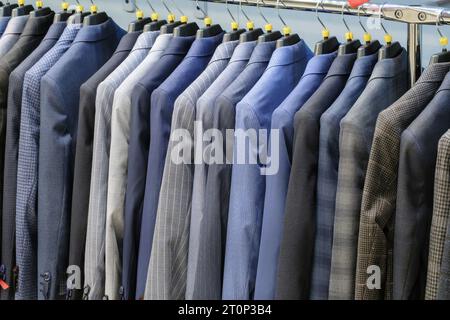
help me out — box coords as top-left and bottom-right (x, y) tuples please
(196, 0), (450, 86)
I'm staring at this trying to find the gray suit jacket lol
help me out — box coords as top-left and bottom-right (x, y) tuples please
(328, 50), (408, 300)
(356, 62), (450, 300)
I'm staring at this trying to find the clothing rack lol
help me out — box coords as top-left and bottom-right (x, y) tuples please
(197, 0), (450, 87)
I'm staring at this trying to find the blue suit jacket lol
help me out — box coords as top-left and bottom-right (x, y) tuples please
(38, 19), (125, 300)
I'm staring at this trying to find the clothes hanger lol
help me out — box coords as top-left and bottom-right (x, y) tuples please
(0, 2), (19, 17)
(54, 1), (74, 22)
(127, 3), (151, 32)
(159, 0), (182, 34)
(222, 0), (245, 42)
(314, 0), (339, 55)
(377, 4), (402, 60)
(12, 0), (34, 17)
(430, 9), (450, 64)
(29, 0), (51, 18)
(275, 0), (300, 48)
(143, 0), (167, 31)
(337, 3), (361, 55)
(356, 5), (381, 58)
(238, 0), (263, 42)
(173, 2), (198, 37)
(83, 0), (108, 26)
(195, 0), (223, 38)
(67, 1), (90, 24)
(256, 0), (281, 43)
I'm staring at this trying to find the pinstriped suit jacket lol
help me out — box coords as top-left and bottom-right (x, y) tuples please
(144, 37), (240, 300)
(83, 31), (158, 300)
(223, 41), (313, 300)
(356, 62), (450, 300)
(0, 15), (28, 57)
(395, 72), (450, 300)
(15, 23), (81, 300)
(428, 129), (450, 299)
(68, 31), (140, 300)
(328, 50), (408, 300)
(187, 40), (257, 300)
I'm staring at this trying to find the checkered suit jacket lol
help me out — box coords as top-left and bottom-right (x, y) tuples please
(356, 62), (450, 300)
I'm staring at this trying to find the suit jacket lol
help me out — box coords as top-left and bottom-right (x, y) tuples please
(0, 15), (28, 57)
(328, 50), (408, 300)
(135, 33), (222, 300)
(310, 52), (378, 300)
(68, 31), (140, 300)
(275, 53), (357, 300)
(87, 33), (171, 300)
(38, 18), (124, 300)
(0, 12), (54, 300)
(0, 16), (11, 37)
(223, 40), (313, 300)
(437, 132), (450, 300)
(255, 50), (337, 300)
(187, 40), (257, 300)
(395, 72), (450, 300)
(144, 37), (241, 301)
(428, 131), (450, 300)
(188, 41), (277, 300)
(356, 62), (450, 300)
(14, 22), (80, 301)
(84, 30), (159, 301)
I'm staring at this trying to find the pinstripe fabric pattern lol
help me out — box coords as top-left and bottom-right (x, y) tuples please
(395, 72), (450, 300)
(427, 131), (450, 299)
(15, 24), (81, 300)
(356, 62), (450, 300)
(187, 40), (255, 300)
(0, 15), (28, 57)
(309, 53), (377, 300)
(223, 41), (312, 300)
(328, 50), (408, 300)
(83, 31), (158, 300)
(438, 163), (450, 298)
(95, 33), (171, 300)
(144, 39), (238, 300)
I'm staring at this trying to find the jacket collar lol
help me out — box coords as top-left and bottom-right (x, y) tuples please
(229, 40), (257, 63)
(114, 31), (141, 54)
(436, 71), (450, 93)
(324, 52), (357, 79)
(20, 11), (55, 37)
(369, 48), (408, 79)
(247, 40), (276, 65)
(42, 21), (67, 41)
(56, 23), (82, 43)
(208, 38), (238, 64)
(267, 39), (313, 68)
(131, 30), (159, 51)
(301, 50), (337, 76)
(73, 18), (123, 43)
(161, 34), (195, 56)
(3, 15), (28, 35)
(0, 16), (11, 35)
(415, 61), (450, 85)
(184, 32), (224, 58)
(347, 52), (378, 80)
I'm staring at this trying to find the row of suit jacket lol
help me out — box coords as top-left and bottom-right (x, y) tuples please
(2, 7), (450, 301)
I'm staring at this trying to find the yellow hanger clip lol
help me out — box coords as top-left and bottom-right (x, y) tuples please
(167, 13), (175, 23)
(180, 15), (188, 23)
(282, 26), (291, 37)
(136, 9), (144, 20)
(345, 31), (353, 42)
(440, 36), (449, 49)
(231, 21), (238, 31)
(363, 32), (372, 44)
(322, 28), (330, 40)
(384, 33), (393, 45)
(265, 23), (273, 33)
(36, 0), (43, 8)
(204, 16), (212, 27)
(76, 4), (83, 12)
(246, 20), (254, 31)
(150, 12), (159, 21)
(61, 1), (69, 11)
(18, 0), (25, 6)
(90, 4), (97, 14)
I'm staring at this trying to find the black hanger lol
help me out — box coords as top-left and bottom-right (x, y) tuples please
(223, 28), (245, 42)
(196, 23), (223, 39)
(314, 36), (339, 55)
(357, 39), (381, 58)
(174, 22), (199, 37)
(258, 30), (282, 43)
(29, 6), (51, 18)
(160, 21), (182, 34)
(0, 3), (18, 17)
(143, 19), (167, 32)
(276, 31), (300, 49)
(68, 11), (90, 24)
(338, 39), (361, 55)
(240, 27), (263, 43)
(12, 4), (34, 17)
(430, 49), (450, 64)
(378, 41), (402, 60)
(128, 17), (151, 32)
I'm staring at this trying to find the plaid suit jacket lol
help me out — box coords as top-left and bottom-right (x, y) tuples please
(427, 129), (450, 300)
(356, 62), (450, 300)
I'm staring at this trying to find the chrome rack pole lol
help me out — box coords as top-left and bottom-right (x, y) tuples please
(196, 0), (450, 85)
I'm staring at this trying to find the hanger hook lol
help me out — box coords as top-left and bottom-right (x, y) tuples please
(225, 0), (236, 22)
(145, 0), (157, 14)
(160, 0), (172, 15)
(168, 0), (184, 16)
(436, 9), (446, 39)
(341, 3), (351, 33)
(357, 5), (368, 34)
(276, 0), (287, 26)
(238, 0), (251, 22)
(315, 0), (327, 31)
(257, 0), (269, 25)
(195, 0), (208, 19)
(379, 3), (389, 35)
